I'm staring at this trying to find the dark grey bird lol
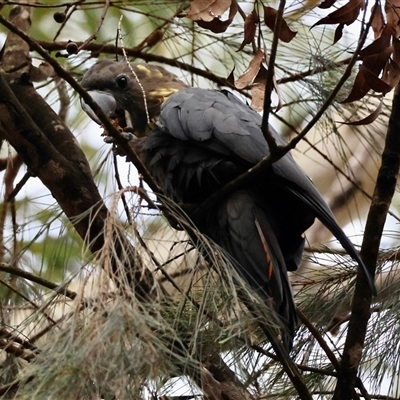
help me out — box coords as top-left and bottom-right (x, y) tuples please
(80, 59), (375, 353)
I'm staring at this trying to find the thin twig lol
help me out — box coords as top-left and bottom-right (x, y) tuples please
(0, 278), (57, 325)
(52, 3), (78, 42)
(277, 56), (353, 85)
(113, 153), (133, 225)
(77, 0), (110, 52)
(38, 40), (234, 88)
(0, 338), (36, 362)
(0, 376), (34, 396)
(118, 15), (150, 124)
(282, 22), (371, 153)
(298, 309), (371, 400)
(261, 0), (286, 152)
(0, 327), (37, 352)
(0, 263), (77, 300)
(36, 38), (356, 92)
(6, 171), (31, 202)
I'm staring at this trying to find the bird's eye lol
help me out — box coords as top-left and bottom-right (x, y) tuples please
(116, 75), (128, 89)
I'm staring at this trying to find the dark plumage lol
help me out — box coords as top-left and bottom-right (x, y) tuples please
(81, 60), (375, 352)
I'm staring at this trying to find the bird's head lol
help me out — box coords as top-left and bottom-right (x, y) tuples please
(80, 59), (187, 136)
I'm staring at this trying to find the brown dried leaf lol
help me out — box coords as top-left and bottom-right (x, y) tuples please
(238, 10), (259, 51)
(341, 69), (369, 103)
(313, 0), (365, 27)
(371, 4), (385, 39)
(251, 64), (282, 112)
(393, 37), (400, 65)
(359, 23), (391, 57)
(196, 0), (237, 33)
(235, 49), (264, 89)
(363, 46), (393, 75)
(342, 49), (393, 103)
(386, 0), (400, 39)
(319, 0), (337, 9)
(334, 23), (344, 44)
(382, 58), (400, 88)
(250, 64), (268, 112)
(359, 65), (392, 94)
(250, 83), (265, 112)
(263, 6), (297, 43)
(341, 99), (383, 125)
(341, 67), (369, 103)
(226, 66), (235, 86)
(187, 0), (232, 22)
(187, 0), (213, 21)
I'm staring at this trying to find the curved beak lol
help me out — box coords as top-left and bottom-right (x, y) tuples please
(80, 91), (117, 125)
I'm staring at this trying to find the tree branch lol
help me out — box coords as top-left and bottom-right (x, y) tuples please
(261, 0), (286, 152)
(0, 263), (77, 300)
(332, 82), (400, 400)
(0, 73), (154, 298)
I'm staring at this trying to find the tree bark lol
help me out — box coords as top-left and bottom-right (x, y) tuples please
(333, 84), (400, 399)
(0, 73), (154, 298)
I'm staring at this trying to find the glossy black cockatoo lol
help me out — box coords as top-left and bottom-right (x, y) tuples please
(80, 60), (375, 352)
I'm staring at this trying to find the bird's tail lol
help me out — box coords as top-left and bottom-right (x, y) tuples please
(208, 190), (297, 349)
(285, 184), (376, 295)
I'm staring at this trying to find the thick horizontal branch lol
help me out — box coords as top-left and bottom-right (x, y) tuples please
(37, 40), (354, 89)
(38, 40), (231, 87)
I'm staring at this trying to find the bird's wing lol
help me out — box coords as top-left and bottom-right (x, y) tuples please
(215, 190), (297, 349)
(140, 129), (298, 350)
(158, 87), (375, 293)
